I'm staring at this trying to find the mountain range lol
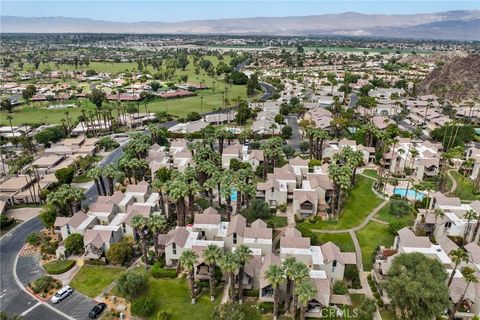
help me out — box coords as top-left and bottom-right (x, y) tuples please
(1, 10), (479, 40)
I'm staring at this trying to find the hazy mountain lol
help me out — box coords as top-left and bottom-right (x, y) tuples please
(2, 10), (479, 40)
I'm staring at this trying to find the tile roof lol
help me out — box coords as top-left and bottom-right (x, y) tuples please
(226, 214), (246, 236)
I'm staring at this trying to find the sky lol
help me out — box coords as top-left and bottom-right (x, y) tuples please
(1, 1), (479, 22)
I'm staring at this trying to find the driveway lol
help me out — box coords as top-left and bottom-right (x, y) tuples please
(7, 207), (42, 221)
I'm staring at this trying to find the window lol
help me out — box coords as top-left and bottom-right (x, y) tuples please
(201, 231), (205, 237)
(444, 222), (452, 229)
(233, 233), (237, 244)
(122, 223), (126, 233)
(66, 224), (71, 235)
(332, 260), (337, 272)
(172, 243), (177, 255)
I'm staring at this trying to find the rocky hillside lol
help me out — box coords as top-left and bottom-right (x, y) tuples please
(418, 54), (480, 101)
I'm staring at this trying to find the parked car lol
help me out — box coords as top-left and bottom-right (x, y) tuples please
(89, 302), (107, 318)
(50, 286), (73, 303)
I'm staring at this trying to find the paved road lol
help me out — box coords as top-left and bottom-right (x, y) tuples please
(0, 218), (43, 316)
(258, 82), (274, 101)
(398, 120), (430, 141)
(83, 141), (127, 206)
(286, 115), (301, 150)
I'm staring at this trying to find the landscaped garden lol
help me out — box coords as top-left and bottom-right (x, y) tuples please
(43, 259), (76, 275)
(70, 265), (125, 298)
(356, 221), (395, 270)
(374, 200), (414, 226)
(449, 171), (480, 201)
(298, 175), (383, 230)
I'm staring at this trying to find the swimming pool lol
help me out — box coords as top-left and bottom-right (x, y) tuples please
(393, 188), (424, 201)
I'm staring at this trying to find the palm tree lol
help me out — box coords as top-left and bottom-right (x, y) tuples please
(265, 264), (285, 320)
(219, 252), (239, 302)
(203, 244), (223, 302)
(463, 209), (477, 244)
(449, 267), (478, 320)
(152, 169), (171, 215)
(131, 215), (150, 270)
(290, 261), (310, 314)
(87, 167), (107, 196)
(167, 173), (189, 226)
(148, 215), (167, 260)
(295, 280), (317, 320)
(448, 249), (470, 287)
(471, 209), (480, 243)
(180, 249), (199, 304)
(101, 164), (118, 195)
(234, 245), (253, 303)
(283, 257), (297, 311)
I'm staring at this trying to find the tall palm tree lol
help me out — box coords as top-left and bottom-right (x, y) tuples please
(296, 280), (317, 320)
(463, 210), (477, 244)
(102, 164), (121, 196)
(449, 267), (477, 320)
(203, 244), (223, 302)
(448, 249), (470, 287)
(265, 264), (285, 320)
(148, 215), (167, 260)
(180, 249), (199, 304)
(6, 115), (14, 136)
(290, 261), (310, 314)
(167, 173), (189, 226)
(471, 209), (480, 243)
(234, 245), (253, 303)
(219, 252), (239, 302)
(87, 167), (107, 196)
(283, 257), (297, 311)
(131, 215), (150, 270)
(152, 168), (171, 215)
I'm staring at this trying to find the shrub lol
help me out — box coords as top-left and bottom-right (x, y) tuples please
(151, 263), (177, 278)
(55, 166), (75, 184)
(43, 260), (75, 275)
(243, 289), (259, 297)
(26, 232), (41, 246)
(157, 311), (170, 320)
(246, 199), (271, 221)
(106, 240), (133, 266)
(278, 203), (288, 212)
(131, 297), (155, 317)
(32, 276), (54, 293)
(389, 199), (411, 217)
(64, 233), (84, 255)
(84, 259), (107, 266)
(333, 281), (348, 295)
(195, 198), (210, 211)
(41, 238), (59, 255)
(258, 302), (274, 314)
(98, 136), (120, 151)
(116, 271), (147, 298)
(0, 215), (15, 230)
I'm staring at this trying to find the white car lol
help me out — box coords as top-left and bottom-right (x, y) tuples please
(50, 286), (73, 303)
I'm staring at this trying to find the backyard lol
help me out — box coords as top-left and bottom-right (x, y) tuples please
(298, 175), (383, 230)
(356, 221), (395, 271)
(70, 265), (125, 298)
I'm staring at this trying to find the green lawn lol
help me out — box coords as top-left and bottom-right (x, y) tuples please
(314, 233), (355, 252)
(142, 278), (222, 320)
(361, 169), (378, 179)
(264, 216), (288, 228)
(450, 171), (480, 201)
(380, 309), (397, 320)
(298, 175), (383, 230)
(70, 265), (125, 298)
(374, 201), (414, 226)
(356, 222), (395, 271)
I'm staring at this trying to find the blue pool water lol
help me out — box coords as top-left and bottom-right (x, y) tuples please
(393, 188), (424, 201)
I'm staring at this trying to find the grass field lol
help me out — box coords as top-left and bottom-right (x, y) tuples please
(2, 55), (257, 126)
(374, 200), (414, 226)
(450, 171), (480, 201)
(142, 278), (222, 320)
(357, 221), (395, 271)
(298, 175), (383, 230)
(264, 216), (288, 228)
(70, 265), (125, 298)
(362, 169), (378, 179)
(314, 233), (355, 252)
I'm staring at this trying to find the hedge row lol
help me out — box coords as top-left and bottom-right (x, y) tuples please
(43, 260), (76, 275)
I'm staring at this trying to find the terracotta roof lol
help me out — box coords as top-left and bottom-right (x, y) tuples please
(226, 214), (246, 236)
(194, 213), (221, 225)
(260, 253), (282, 288)
(281, 234), (310, 249)
(284, 227), (301, 238)
(127, 204), (152, 216)
(449, 275), (477, 303)
(68, 211), (88, 228)
(465, 242), (480, 265)
(311, 278), (331, 306)
(289, 157), (309, 166)
(203, 207), (219, 215)
(54, 217), (69, 227)
(433, 192), (461, 207)
(251, 219), (267, 228)
(126, 181), (149, 194)
(84, 229), (111, 248)
(397, 227), (431, 248)
(89, 203), (115, 214)
(294, 189), (317, 205)
(244, 226), (272, 240)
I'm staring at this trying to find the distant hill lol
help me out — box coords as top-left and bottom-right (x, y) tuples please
(418, 54), (480, 101)
(1, 10), (479, 40)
